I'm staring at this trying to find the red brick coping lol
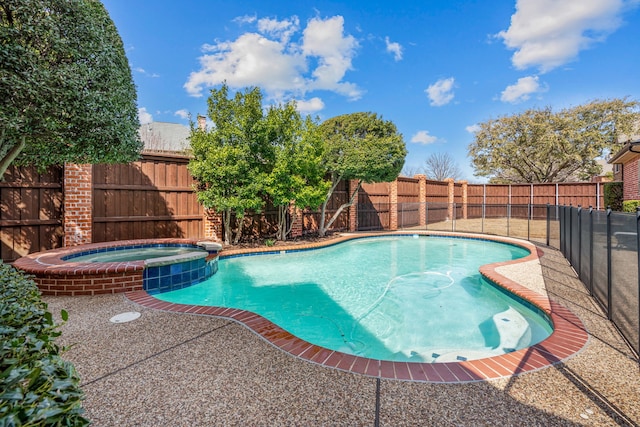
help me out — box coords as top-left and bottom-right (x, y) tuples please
(125, 232), (588, 383)
(13, 239), (208, 296)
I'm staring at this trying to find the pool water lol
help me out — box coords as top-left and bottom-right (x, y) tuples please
(67, 246), (207, 263)
(157, 236), (553, 362)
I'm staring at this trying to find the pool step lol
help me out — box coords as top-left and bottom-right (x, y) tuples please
(493, 306), (531, 352)
(431, 307), (531, 363)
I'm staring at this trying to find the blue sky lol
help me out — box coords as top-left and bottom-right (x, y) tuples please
(102, 0), (640, 182)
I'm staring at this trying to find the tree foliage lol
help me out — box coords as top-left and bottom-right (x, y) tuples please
(0, 0), (142, 179)
(468, 98), (639, 183)
(424, 152), (462, 181)
(189, 84), (269, 245)
(264, 103), (329, 240)
(318, 112), (406, 236)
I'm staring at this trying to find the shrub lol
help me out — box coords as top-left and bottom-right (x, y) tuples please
(622, 200), (640, 213)
(603, 181), (623, 211)
(0, 263), (88, 426)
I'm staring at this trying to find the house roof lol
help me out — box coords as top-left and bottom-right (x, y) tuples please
(138, 122), (190, 152)
(609, 139), (640, 164)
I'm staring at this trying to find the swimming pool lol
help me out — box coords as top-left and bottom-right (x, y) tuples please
(156, 235), (553, 362)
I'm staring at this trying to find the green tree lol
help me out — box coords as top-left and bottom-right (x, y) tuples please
(0, 0), (142, 179)
(318, 112), (406, 237)
(264, 103), (330, 241)
(189, 84), (269, 245)
(468, 98), (639, 183)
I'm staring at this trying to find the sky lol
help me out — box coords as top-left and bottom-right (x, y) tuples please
(102, 0), (640, 182)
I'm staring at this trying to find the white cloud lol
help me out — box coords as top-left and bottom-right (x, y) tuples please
(426, 77), (455, 106)
(497, 0), (634, 72)
(184, 15), (362, 101)
(466, 124), (481, 133)
(174, 109), (189, 119)
(138, 107), (153, 124)
(500, 75), (547, 103)
(411, 130), (438, 145)
(385, 36), (403, 61)
(295, 97), (325, 114)
(134, 67), (159, 78)
(257, 16), (300, 42)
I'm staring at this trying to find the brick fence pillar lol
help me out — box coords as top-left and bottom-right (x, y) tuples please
(203, 208), (223, 241)
(445, 178), (455, 221)
(415, 174), (427, 226)
(390, 179), (398, 230)
(348, 179), (359, 232)
(460, 180), (468, 219)
(63, 163), (92, 246)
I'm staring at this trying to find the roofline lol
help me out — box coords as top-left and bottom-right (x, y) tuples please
(609, 139), (640, 164)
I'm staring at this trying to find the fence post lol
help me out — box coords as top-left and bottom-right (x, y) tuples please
(507, 204), (511, 237)
(546, 204), (550, 247)
(589, 206), (594, 296)
(527, 204), (531, 241)
(636, 207), (640, 357)
(425, 203), (429, 231)
(568, 204), (573, 264)
(606, 206), (612, 320)
(577, 205), (582, 277)
(452, 203), (456, 232)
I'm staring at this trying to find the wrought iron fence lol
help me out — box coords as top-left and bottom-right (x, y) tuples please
(359, 202), (560, 247)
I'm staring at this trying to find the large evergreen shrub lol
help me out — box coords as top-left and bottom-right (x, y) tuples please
(0, 263), (88, 426)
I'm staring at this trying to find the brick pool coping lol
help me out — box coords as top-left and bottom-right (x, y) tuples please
(125, 232), (588, 383)
(13, 238), (210, 296)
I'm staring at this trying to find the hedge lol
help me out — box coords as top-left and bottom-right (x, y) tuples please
(622, 200), (640, 213)
(0, 263), (88, 426)
(603, 181), (623, 211)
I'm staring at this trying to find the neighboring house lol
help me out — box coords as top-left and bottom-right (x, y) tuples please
(138, 122), (190, 153)
(609, 138), (640, 201)
(591, 158), (613, 183)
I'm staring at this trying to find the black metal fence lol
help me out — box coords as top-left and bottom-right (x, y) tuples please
(559, 205), (639, 359)
(359, 202), (560, 247)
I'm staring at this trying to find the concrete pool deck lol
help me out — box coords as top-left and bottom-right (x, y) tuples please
(43, 235), (640, 426)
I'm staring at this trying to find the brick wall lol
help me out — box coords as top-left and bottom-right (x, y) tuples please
(34, 272), (144, 296)
(623, 159), (640, 200)
(63, 164), (92, 246)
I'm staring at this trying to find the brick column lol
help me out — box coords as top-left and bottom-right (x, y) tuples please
(203, 208), (223, 241)
(390, 179), (398, 230)
(416, 174), (427, 226)
(445, 178), (455, 221)
(348, 179), (359, 232)
(460, 180), (468, 219)
(289, 205), (303, 238)
(63, 163), (92, 246)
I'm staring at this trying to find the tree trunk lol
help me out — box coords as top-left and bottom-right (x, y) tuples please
(318, 175), (342, 237)
(320, 179), (361, 236)
(232, 213), (244, 244)
(223, 209), (232, 245)
(0, 136), (26, 181)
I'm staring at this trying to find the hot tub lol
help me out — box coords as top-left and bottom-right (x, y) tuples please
(13, 239), (222, 296)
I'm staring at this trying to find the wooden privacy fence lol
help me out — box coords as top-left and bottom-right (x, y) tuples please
(357, 176), (607, 232)
(92, 153), (204, 243)
(0, 155), (611, 261)
(0, 166), (63, 263)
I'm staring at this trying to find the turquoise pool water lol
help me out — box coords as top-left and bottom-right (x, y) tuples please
(66, 246), (206, 263)
(156, 235), (553, 362)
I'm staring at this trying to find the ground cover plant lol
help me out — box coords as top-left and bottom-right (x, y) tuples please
(0, 263), (88, 426)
